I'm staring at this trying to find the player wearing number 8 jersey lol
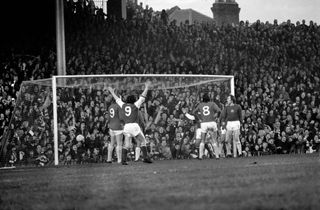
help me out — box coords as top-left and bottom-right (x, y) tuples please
(184, 93), (221, 159)
(108, 81), (152, 165)
(107, 102), (123, 163)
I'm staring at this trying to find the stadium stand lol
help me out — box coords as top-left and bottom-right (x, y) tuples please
(0, 0), (319, 166)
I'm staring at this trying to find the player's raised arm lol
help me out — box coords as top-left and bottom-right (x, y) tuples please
(108, 87), (123, 107)
(141, 80), (151, 98)
(108, 86), (118, 100)
(135, 81), (151, 108)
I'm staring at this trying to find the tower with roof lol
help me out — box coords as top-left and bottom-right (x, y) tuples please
(211, 0), (240, 26)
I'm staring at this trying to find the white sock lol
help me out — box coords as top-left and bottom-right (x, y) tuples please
(226, 143), (232, 156)
(233, 140), (237, 158)
(116, 145), (122, 163)
(237, 142), (242, 156)
(199, 143), (204, 159)
(204, 149), (208, 157)
(107, 145), (114, 162)
(218, 144), (224, 157)
(135, 147), (141, 161)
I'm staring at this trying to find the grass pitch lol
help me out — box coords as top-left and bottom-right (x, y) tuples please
(1, 154), (320, 210)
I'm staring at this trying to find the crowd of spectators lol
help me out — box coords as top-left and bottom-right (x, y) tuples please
(1, 0), (320, 167)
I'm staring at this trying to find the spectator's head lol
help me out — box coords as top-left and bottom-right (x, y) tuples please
(29, 150), (35, 158)
(72, 144), (77, 151)
(262, 142), (268, 149)
(161, 140), (167, 147)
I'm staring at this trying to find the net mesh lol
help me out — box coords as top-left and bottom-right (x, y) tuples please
(0, 80), (53, 166)
(1, 75), (233, 166)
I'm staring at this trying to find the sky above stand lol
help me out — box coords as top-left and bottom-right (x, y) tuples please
(139, 0), (320, 24)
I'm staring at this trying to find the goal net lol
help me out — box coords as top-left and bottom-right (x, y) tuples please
(0, 74), (234, 167)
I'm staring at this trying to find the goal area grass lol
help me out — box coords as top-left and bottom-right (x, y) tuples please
(0, 154), (319, 210)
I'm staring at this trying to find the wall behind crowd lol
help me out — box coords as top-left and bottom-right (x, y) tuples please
(0, 0), (320, 166)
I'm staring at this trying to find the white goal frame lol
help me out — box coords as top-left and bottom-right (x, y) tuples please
(52, 74), (234, 165)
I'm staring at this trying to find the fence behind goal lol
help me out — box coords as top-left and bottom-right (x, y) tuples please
(0, 74), (234, 167)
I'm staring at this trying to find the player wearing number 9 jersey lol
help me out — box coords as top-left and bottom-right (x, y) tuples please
(184, 93), (221, 159)
(108, 81), (153, 165)
(107, 102), (123, 163)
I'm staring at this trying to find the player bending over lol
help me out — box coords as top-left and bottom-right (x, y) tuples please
(135, 104), (165, 161)
(183, 93), (221, 159)
(108, 81), (153, 165)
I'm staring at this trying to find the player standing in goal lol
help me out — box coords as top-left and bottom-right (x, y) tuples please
(108, 81), (153, 165)
(221, 95), (243, 158)
(183, 93), (221, 159)
(107, 99), (123, 164)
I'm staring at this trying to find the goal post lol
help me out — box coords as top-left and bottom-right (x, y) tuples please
(52, 76), (59, 165)
(1, 74), (235, 167)
(230, 76), (235, 96)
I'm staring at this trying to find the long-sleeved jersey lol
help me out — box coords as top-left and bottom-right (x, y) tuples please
(221, 104), (242, 122)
